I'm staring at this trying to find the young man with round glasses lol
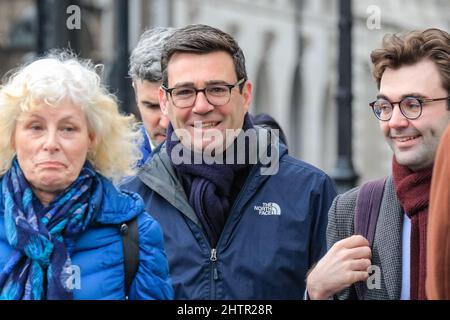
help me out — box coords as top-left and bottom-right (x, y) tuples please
(122, 24), (337, 299)
(306, 28), (450, 300)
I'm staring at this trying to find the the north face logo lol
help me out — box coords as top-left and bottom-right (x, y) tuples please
(254, 202), (281, 216)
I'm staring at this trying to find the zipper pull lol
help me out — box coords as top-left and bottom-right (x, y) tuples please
(210, 248), (219, 280)
(210, 248), (217, 262)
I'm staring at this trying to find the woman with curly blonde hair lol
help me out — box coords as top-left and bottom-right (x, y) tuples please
(0, 52), (173, 300)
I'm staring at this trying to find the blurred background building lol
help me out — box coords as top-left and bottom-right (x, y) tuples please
(1, 0), (449, 191)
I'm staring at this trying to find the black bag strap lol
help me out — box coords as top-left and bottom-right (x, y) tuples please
(120, 217), (139, 298)
(354, 176), (387, 300)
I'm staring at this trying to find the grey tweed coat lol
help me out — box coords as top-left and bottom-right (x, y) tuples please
(326, 175), (404, 300)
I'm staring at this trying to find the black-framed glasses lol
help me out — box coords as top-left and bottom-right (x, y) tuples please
(369, 96), (450, 121)
(162, 78), (246, 109)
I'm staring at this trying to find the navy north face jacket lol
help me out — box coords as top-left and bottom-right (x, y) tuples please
(121, 129), (337, 299)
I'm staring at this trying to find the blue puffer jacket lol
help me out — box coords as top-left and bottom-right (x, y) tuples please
(0, 175), (173, 300)
(121, 128), (337, 299)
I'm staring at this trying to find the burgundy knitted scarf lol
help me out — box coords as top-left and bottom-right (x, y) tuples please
(392, 157), (432, 300)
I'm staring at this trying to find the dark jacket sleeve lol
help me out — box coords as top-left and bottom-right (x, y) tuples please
(309, 174), (338, 265)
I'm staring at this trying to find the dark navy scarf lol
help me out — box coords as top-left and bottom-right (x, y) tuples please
(166, 113), (253, 248)
(0, 159), (102, 300)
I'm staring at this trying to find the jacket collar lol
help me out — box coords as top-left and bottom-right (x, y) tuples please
(93, 176), (144, 225)
(0, 174), (143, 226)
(138, 126), (288, 227)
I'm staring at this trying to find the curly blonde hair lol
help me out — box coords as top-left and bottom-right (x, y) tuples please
(0, 51), (142, 183)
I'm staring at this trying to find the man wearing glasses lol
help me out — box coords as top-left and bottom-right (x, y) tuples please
(122, 24), (337, 299)
(306, 28), (450, 300)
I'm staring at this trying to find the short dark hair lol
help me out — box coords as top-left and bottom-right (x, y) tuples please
(371, 28), (450, 107)
(161, 24), (247, 91)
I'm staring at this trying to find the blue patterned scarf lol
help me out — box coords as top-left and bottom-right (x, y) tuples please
(0, 159), (102, 300)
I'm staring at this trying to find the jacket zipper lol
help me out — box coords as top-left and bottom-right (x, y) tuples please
(207, 166), (259, 299)
(210, 248), (218, 299)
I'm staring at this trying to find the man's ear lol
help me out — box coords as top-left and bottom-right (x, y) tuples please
(159, 86), (169, 116)
(242, 80), (253, 113)
(132, 81), (139, 104)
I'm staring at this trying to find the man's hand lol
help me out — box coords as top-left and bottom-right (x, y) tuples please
(306, 235), (372, 300)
